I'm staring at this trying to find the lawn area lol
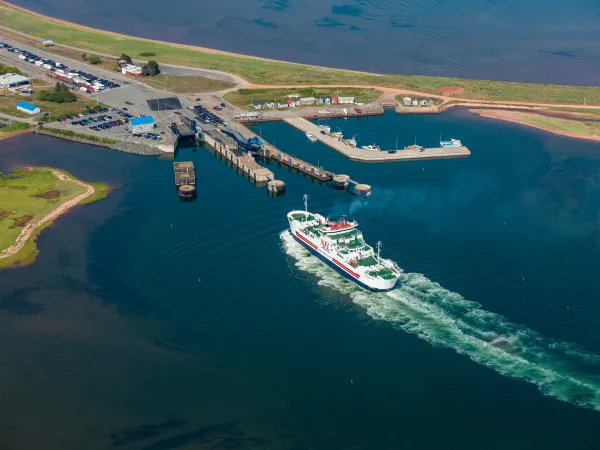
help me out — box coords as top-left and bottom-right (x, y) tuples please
(516, 112), (600, 137)
(2, 2), (600, 105)
(0, 121), (31, 139)
(0, 90), (100, 120)
(0, 167), (108, 269)
(139, 74), (236, 94)
(225, 87), (382, 109)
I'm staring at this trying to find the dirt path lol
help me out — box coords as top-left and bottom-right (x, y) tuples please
(0, 170), (95, 261)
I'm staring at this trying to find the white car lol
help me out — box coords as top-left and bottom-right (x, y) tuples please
(18, 54), (26, 60)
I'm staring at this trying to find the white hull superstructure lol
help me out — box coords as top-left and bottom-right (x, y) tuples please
(287, 196), (400, 291)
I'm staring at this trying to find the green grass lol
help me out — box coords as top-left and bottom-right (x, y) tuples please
(139, 74), (236, 94)
(225, 87), (382, 109)
(515, 112), (600, 137)
(0, 167), (108, 269)
(0, 121), (30, 139)
(0, 90), (100, 121)
(546, 107), (600, 116)
(2, 3), (600, 105)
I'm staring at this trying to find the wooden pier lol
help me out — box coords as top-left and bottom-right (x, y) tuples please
(260, 144), (333, 181)
(173, 161), (196, 186)
(282, 117), (471, 162)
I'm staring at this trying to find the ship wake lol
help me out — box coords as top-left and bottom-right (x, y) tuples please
(281, 230), (600, 412)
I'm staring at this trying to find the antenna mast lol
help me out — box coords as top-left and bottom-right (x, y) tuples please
(303, 194), (309, 220)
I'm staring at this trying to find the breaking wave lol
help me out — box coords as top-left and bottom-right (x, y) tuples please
(281, 230), (600, 411)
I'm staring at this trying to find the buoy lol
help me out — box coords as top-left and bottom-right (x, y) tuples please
(567, 305), (570, 310)
(350, 379), (354, 384)
(522, 277), (525, 282)
(503, 221), (506, 226)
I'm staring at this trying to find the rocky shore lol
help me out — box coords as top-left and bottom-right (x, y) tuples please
(34, 128), (162, 156)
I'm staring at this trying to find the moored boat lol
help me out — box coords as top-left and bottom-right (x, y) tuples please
(305, 132), (317, 142)
(361, 144), (381, 151)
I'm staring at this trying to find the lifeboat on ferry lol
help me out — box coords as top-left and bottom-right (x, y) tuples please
(320, 217), (358, 234)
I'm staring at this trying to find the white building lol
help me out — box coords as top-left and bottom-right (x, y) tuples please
(121, 64), (143, 76)
(0, 73), (30, 90)
(129, 116), (155, 133)
(299, 97), (316, 105)
(402, 97), (412, 106)
(337, 96), (355, 104)
(16, 101), (41, 115)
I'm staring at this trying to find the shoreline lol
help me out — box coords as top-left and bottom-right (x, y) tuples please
(469, 109), (600, 142)
(0, 167), (108, 269)
(2, 2), (600, 106)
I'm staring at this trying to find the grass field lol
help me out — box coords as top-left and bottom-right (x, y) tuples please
(0, 90), (100, 120)
(0, 167), (108, 269)
(515, 112), (600, 137)
(140, 74), (236, 94)
(0, 121), (30, 139)
(224, 87), (382, 109)
(2, 2), (600, 105)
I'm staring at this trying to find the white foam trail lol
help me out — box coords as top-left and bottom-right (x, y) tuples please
(280, 230), (600, 411)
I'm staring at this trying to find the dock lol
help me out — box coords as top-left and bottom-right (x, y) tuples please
(198, 126), (274, 184)
(282, 117), (471, 162)
(173, 161), (196, 186)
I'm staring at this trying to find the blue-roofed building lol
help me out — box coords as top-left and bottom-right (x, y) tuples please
(16, 101), (41, 115)
(129, 116), (155, 133)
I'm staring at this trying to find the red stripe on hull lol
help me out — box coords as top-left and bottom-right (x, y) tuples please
(332, 258), (361, 279)
(295, 231), (319, 250)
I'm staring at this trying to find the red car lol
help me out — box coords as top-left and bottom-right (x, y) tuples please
(354, 107), (362, 113)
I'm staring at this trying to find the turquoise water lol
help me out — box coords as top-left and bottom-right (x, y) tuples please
(10, 0), (600, 84)
(2, 110), (600, 449)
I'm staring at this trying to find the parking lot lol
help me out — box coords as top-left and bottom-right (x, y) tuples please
(0, 41), (121, 92)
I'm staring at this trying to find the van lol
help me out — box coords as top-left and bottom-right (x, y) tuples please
(18, 54), (26, 60)
(43, 64), (52, 70)
(34, 60), (43, 66)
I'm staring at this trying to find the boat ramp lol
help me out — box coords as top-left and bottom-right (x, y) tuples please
(282, 117), (471, 161)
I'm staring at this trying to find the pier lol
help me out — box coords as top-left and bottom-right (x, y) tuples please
(198, 126), (274, 184)
(282, 117), (471, 162)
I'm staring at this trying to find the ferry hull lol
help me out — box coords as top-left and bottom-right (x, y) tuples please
(292, 233), (398, 292)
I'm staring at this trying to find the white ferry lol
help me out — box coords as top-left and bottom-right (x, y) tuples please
(361, 144), (381, 151)
(440, 138), (462, 148)
(288, 195), (400, 291)
(305, 132), (317, 142)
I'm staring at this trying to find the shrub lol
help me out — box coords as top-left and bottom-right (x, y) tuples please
(88, 55), (102, 65)
(138, 52), (156, 57)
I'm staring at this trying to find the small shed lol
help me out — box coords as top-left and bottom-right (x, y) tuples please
(337, 96), (355, 104)
(129, 116), (155, 133)
(331, 95), (339, 104)
(403, 97), (412, 106)
(300, 97), (316, 105)
(412, 99), (419, 107)
(16, 101), (40, 115)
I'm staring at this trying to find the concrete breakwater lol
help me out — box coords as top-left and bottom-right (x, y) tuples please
(282, 117), (471, 162)
(34, 128), (162, 156)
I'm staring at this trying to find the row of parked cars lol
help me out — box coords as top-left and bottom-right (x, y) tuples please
(133, 132), (163, 141)
(90, 118), (129, 131)
(0, 42), (121, 90)
(71, 114), (114, 127)
(55, 107), (110, 123)
(190, 104), (224, 126)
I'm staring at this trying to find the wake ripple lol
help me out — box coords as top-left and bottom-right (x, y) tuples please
(280, 231), (600, 411)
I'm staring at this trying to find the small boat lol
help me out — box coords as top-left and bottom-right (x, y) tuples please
(440, 138), (462, 148)
(344, 134), (357, 147)
(361, 144), (381, 151)
(331, 131), (343, 139)
(305, 132), (317, 142)
(318, 124), (331, 133)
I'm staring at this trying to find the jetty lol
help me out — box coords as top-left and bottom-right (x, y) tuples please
(282, 117), (471, 161)
(198, 126), (274, 184)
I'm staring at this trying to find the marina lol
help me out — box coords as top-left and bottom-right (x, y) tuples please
(283, 117), (471, 161)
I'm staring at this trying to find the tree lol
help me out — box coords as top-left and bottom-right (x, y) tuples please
(120, 53), (133, 64)
(88, 55), (102, 65)
(142, 60), (160, 76)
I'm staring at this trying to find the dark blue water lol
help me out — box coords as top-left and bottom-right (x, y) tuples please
(7, 0), (600, 85)
(2, 110), (600, 449)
